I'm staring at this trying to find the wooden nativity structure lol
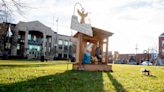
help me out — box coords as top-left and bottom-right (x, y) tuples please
(73, 27), (114, 71)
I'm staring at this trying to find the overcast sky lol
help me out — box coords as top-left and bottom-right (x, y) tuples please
(2, 0), (164, 54)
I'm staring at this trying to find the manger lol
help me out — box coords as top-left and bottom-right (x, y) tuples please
(73, 27), (114, 71)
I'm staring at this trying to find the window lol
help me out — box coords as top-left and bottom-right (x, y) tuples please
(8, 43), (11, 49)
(49, 47), (50, 52)
(28, 34), (31, 40)
(64, 46), (67, 50)
(45, 47), (46, 52)
(58, 54), (62, 58)
(162, 49), (164, 55)
(162, 40), (164, 47)
(58, 49), (62, 53)
(69, 42), (72, 46)
(58, 39), (63, 45)
(59, 45), (62, 49)
(140, 59), (143, 63)
(64, 54), (67, 58)
(18, 35), (21, 39)
(46, 38), (47, 42)
(150, 59), (153, 63)
(17, 44), (20, 50)
(64, 40), (68, 46)
(162, 59), (164, 64)
(34, 35), (37, 41)
(49, 38), (51, 43)
(64, 49), (68, 53)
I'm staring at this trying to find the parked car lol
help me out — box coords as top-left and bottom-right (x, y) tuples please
(127, 61), (137, 65)
(142, 61), (152, 66)
(71, 54), (76, 62)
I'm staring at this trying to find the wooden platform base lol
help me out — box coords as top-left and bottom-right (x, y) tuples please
(73, 64), (112, 71)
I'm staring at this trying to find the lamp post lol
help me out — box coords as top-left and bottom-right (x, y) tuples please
(148, 48), (149, 66)
(67, 2), (84, 70)
(135, 44), (138, 65)
(143, 49), (150, 66)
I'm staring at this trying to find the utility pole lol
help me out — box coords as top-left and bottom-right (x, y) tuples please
(148, 48), (149, 66)
(55, 18), (58, 58)
(135, 44), (139, 64)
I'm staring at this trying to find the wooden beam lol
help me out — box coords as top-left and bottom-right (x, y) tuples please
(73, 64), (112, 71)
(79, 33), (83, 66)
(105, 37), (109, 65)
(99, 40), (103, 63)
(75, 33), (80, 64)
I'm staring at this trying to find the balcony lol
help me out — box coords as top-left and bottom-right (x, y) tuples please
(28, 40), (42, 45)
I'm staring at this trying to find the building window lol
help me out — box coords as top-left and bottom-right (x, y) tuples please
(162, 59), (164, 64)
(18, 35), (21, 39)
(59, 39), (63, 45)
(49, 38), (51, 43)
(69, 41), (72, 46)
(150, 58), (153, 63)
(140, 59), (143, 64)
(34, 35), (37, 41)
(64, 49), (68, 53)
(17, 44), (20, 50)
(49, 47), (50, 52)
(64, 40), (68, 46)
(45, 47), (46, 52)
(162, 40), (164, 47)
(28, 34), (31, 40)
(162, 49), (164, 55)
(58, 49), (62, 53)
(58, 54), (62, 58)
(64, 46), (67, 50)
(59, 45), (62, 49)
(8, 43), (11, 49)
(46, 38), (47, 42)
(64, 54), (67, 58)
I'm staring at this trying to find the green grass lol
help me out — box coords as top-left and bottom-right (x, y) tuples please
(0, 60), (164, 92)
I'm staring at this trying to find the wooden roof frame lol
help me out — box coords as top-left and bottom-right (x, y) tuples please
(74, 27), (114, 43)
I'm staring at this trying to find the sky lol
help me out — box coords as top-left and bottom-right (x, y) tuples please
(1, 0), (164, 54)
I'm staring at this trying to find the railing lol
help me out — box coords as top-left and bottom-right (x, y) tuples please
(28, 40), (42, 45)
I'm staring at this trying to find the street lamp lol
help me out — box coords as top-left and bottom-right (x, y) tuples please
(143, 49), (150, 66)
(135, 44), (138, 64)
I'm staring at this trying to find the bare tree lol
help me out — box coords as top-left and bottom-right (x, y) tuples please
(69, 43), (76, 55)
(0, 7), (13, 54)
(1, 0), (34, 17)
(0, 0), (34, 56)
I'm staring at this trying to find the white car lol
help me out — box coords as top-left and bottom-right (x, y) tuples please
(142, 61), (152, 66)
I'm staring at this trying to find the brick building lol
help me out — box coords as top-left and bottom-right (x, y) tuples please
(109, 51), (155, 64)
(158, 33), (164, 65)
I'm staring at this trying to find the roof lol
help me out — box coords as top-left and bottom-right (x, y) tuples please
(73, 27), (114, 42)
(108, 51), (112, 55)
(159, 32), (164, 37)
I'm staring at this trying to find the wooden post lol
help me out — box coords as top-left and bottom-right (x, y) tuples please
(99, 40), (103, 63)
(105, 37), (109, 65)
(79, 33), (83, 66)
(76, 33), (80, 64)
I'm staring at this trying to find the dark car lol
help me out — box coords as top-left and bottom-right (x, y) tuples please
(71, 54), (76, 62)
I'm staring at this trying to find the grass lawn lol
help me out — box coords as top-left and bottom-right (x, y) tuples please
(0, 60), (164, 92)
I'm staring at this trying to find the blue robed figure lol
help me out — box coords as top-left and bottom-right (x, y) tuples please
(82, 43), (93, 63)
